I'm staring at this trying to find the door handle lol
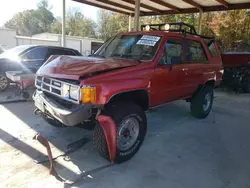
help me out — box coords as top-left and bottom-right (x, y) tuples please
(182, 68), (188, 71)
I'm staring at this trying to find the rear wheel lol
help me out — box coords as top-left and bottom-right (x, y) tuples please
(190, 86), (214, 119)
(93, 102), (147, 163)
(0, 73), (9, 92)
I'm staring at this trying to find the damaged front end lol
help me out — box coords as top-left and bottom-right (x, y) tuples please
(33, 76), (94, 127)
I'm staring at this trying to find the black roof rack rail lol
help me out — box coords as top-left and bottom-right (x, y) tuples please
(141, 22), (215, 40)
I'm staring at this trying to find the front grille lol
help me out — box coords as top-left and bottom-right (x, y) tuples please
(35, 76), (81, 104)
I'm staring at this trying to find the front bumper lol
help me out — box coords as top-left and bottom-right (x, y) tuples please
(33, 91), (92, 126)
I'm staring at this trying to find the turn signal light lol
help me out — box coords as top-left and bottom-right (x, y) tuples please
(81, 87), (96, 104)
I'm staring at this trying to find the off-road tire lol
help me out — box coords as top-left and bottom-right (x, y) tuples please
(190, 86), (214, 119)
(0, 72), (9, 92)
(93, 102), (147, 163)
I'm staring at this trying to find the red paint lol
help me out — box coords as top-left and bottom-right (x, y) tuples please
(37, 31), (223, 108)
(222, 52), (250, 68)
(37, 55), (139, 80)
(33, 133), (64, 182)
(97, 115), (117, 162)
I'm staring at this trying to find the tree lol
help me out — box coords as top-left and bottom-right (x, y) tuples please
(33, 0), (55, 32)
(51, 17), (62, 34)
(97, 10), (129, 40)
(4, 0), (54, 36)
(66, 7), (96, 37)
(4, 10), (42, 36)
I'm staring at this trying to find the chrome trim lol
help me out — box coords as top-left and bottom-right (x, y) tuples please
(35, 76), (81, 104)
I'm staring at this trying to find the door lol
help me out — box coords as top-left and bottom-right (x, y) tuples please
(151, 38), (192, 106)
(20, 47), (48, 72)
(182, 39), (210, 94)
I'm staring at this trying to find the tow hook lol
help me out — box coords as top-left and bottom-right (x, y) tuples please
(34, 108), (42, 115)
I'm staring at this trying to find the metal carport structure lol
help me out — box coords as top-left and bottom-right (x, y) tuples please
(61, 0), (250, 46)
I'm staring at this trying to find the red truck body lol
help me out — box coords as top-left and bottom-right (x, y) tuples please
(37, 31), (223, 108)
(33, 23), (224, 163)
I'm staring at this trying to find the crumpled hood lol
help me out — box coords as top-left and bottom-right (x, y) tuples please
(37, 56), (139, 80)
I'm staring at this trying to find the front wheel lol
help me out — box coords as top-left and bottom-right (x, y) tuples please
(190, 86), (214, 119)
(93, 102), (147, 163)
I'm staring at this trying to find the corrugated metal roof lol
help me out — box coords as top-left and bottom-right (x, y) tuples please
(73, 0), (250, 15)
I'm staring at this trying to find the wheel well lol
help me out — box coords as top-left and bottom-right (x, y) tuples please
(188, 80), (215, 102)
(205, 80), (215, 87)
(107, 90), (149, 111)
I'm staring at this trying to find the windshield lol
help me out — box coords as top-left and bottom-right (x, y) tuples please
(0, 45), (31, 59)
(94, 34), (162, 61)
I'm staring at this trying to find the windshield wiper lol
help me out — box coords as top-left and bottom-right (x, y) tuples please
(110, 53), (142, 63)
(88, 54), (106, 58)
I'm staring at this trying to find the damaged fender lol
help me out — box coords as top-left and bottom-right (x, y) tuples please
(97, 115), (117, 162)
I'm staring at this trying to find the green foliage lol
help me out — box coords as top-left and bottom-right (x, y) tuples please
(51, 17), (62, 34)
(4, 0), (54, 36)
(97, 10), (128, 40)
(4, 0), (250, 51)
(4, 10), (42, 36)
(33, 0), (55, 32)
(66, 8), (96, 38)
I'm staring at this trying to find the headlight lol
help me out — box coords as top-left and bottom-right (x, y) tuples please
(61, 84), (80, 101)
(81, 87), (96, 104)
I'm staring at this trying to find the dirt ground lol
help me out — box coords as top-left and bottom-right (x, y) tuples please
(0, 89), (250, 188)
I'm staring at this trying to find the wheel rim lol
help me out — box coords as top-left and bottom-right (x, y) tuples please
(117, 116), (140, 151)
(0, 75), (8, 90)
(203, 93), (212, 112)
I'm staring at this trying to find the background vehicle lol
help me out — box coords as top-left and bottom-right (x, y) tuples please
(0, 45), (82, 91)
(221, 52), (250, 92)
(33, 23), (223, 163)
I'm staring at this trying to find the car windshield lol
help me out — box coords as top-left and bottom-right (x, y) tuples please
(0, 45), (31, 59)
(93, 34), (162, 61)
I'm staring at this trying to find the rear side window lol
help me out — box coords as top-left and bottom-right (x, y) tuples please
(208, 42), (218, 57)
(185, 40), (207, 62)
(50, 48), (76, 56)
(22, 47), (48, 60)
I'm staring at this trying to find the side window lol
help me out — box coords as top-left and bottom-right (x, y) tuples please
(161, 39), (182, 65)
(185, 40), (207, 62)
(208, 42), (218, 57)
(63, 50), (77, 55)
(49, 48), (77, 56)
(22, 47), (48, 60)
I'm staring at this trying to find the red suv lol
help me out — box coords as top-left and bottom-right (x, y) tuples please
(33, 23), (223, 163)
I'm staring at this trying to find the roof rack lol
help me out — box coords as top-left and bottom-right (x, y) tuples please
(141, 22), (215, 40)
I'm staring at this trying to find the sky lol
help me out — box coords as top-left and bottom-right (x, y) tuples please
(0, 0), (99, 27)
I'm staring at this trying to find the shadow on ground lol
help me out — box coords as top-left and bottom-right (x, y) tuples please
(0, 91), (250, 188)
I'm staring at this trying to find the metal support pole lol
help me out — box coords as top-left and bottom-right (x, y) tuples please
(129, 14), (132, 32)
(198, 11), (203, 35)
(61, 0), (66, 47)
(134, 0), (140, 31)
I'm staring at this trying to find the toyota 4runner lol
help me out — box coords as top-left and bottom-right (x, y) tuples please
(33, 23), (223, 163)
